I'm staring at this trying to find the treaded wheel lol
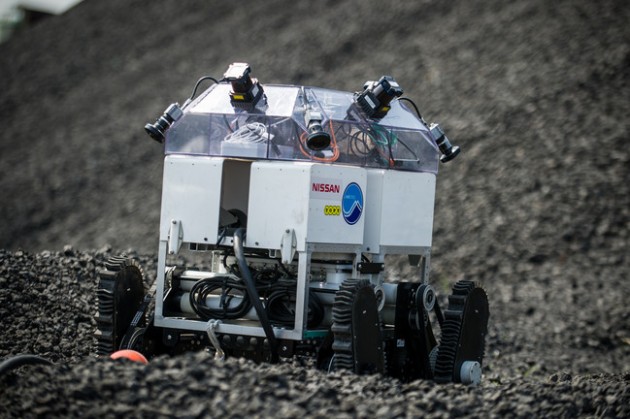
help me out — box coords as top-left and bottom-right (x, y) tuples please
(434, 280), (489, 383)
(95, 257), (145, 356)
(331, 279), (385, 374)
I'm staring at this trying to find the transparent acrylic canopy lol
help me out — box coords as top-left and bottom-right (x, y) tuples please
(165, 83), (440, 173)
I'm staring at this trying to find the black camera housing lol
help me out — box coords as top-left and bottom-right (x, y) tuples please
(224, 63), (265, 109)
(144, 103), (184, 143)
(355, 76), (403, 119)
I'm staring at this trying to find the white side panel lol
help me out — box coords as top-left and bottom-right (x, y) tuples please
(379, 171), (436, 248)
(307, 164), (366, 245)
(160, 155), (223, 245)
(247, 161), (311, 251)
(246, 162), (366, 251)
(363, 170), (436, 252)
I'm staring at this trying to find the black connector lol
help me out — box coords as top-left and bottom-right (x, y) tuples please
(144, 103), (183, 143)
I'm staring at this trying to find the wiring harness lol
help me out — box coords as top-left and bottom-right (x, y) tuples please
(188, 254), (325, 328)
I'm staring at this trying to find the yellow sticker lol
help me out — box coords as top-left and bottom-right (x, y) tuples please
(324, 205), (341, 216)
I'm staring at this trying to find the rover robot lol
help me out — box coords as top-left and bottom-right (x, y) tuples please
(95, 63), (489, 384)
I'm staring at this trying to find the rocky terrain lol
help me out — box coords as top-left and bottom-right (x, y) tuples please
(0, 0), (629, 417)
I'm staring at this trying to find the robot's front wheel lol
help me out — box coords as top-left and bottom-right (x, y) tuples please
(95, 256), (146, 356)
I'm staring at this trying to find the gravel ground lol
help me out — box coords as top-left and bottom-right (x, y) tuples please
(1, 0), (629, 417)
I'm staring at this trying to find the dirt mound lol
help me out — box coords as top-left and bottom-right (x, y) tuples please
(1, 249), (628, 417)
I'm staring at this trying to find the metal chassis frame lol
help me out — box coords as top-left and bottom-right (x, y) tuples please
(153, 238), (432, 341)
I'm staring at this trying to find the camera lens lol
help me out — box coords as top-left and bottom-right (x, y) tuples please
(430, 123), (460, 163)
(306, 122), (331, 151)
(144, 103), (183, 143)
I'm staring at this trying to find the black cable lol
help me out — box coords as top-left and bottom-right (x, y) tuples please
(265, 281), (325, 329)
(216, 227), (228, 246)
(0, 354), (53, 378)
(266, 280), (296, 327)
(276, 260), (295, 279)
(189, 76), (221, 101)
(189, 276), (252, 320)
(398, 97), (425, 122)
(349, 130), (372, 157)
(221, 250), (236, 272)
(233, 229), (279, 363)
(255, 266), (283, 290)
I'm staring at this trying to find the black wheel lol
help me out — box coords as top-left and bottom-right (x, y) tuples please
(434, 280), (489, 384)
(95, 257), (145, 356)
(331, 279), (385, 374)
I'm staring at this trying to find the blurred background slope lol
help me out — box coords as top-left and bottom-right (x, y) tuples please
(0, 0), (628, 275)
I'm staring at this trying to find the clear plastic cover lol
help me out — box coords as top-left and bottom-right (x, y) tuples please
(166, 83), (439, 173)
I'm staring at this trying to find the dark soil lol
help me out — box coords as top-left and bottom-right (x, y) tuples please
(1, 0), (629, 417)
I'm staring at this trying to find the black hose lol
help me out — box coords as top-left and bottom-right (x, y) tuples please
(398, 97), (425, 123)
(0, 354), (53, 378)
(188, 76), (221, 101)
(233, 228), (279, 363)
(189, 276), (252, 320)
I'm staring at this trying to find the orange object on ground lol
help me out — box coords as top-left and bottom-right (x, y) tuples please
(110, 349), (149, 364)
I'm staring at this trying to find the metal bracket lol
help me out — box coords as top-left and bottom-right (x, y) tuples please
(168, 219), (183, 255)
(280, 229), (297, 264)
(409, 253), (431, 284)
(206, 319), (225, 361)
